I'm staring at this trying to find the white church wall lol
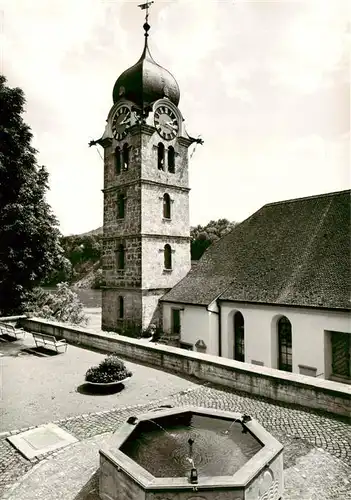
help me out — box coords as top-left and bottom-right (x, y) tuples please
(162, 302), (213, 351)
(220, 301), (351, 379)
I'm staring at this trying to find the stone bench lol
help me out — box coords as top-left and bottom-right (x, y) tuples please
(32, 332), (67, 353)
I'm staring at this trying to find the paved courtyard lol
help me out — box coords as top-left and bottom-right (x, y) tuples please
(0, 334), (194, 432)
(0, 333), (350, 500)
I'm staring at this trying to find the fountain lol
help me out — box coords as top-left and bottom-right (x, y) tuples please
(99, 406), (284, 500)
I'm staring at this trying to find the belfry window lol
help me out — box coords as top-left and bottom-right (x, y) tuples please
(158, 143), (165, 170)
(278, 316), (292, 372)
(115, 147), (121, 175)
(122, 144), (129, 170)
(116, 243), (125, 270)
(117, 194), (125, 219)
(163, 193), (171, 219)
(164, 244), (172, 269)
(118, 296), (124, 319)
(168, 146), (175, 173)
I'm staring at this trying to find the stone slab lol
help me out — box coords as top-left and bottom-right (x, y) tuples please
(7, 423), (78, 460)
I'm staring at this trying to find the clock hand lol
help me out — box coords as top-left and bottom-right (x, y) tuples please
(164, 121), (177, 130)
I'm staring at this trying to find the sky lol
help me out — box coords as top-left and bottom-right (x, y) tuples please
(1, 0), (350, 235)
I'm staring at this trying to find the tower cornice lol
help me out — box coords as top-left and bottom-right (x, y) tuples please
(178, 137), (195, 148)
(102, 233), (191, 241)
(99, 137), (113, 148)
(102, 179), (191, 193)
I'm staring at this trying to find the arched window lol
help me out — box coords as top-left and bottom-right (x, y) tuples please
(116, 243), (125, 270)
(278, 316), (292, 372)
(115, 147), (121, 175)
(117, 194), (125, 219)
(158, 143), (165, 170)
(118, 296), (124, 319)
(163, 193), (171, 219)
(234, 312), (245, 362)
(164, 244), (172, 269)
(168, 146), (175, 173)
(122, 143), (129, 170)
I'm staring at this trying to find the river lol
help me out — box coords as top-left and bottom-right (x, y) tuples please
(44, 287), (102, 332)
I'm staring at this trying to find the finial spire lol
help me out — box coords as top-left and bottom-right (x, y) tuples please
(138, 1), (154, 37)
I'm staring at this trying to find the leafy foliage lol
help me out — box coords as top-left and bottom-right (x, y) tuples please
(25, 283), (88, 325)
(85, 354), (132, 383)
(0, 75), (66, 314)
(191, 218), (237, 260)
(45, 233), (103, 287)
(91, 268), (104, 289)
(61, 234), (102, 267)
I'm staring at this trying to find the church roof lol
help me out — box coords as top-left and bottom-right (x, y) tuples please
(161, 190), (351, 311)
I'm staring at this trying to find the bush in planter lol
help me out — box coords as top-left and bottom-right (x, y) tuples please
(85, 354), (132, 383)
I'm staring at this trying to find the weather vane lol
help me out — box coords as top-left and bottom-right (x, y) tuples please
(138, 1), (154, 32)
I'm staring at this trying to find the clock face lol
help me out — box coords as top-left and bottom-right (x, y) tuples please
(154, 105), (179, 140)
(112, 105), (131, 140)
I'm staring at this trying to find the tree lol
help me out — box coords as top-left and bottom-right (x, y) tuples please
(0, 75), (66, 314)
(191, 218), (238, 260)
(26, 283), (87, 325)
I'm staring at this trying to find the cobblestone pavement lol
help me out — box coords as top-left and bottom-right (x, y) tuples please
(1, 382), (350, 499)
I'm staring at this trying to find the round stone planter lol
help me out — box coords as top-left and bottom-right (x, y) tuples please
(85, 376), (131, 387)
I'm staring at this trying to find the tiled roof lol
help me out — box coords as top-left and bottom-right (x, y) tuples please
(161, 190), (351, 310)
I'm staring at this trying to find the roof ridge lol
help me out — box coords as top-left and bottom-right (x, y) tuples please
(263, 189), (351, 209)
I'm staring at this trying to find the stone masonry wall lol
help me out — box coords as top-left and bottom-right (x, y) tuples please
(142, 236), (191, 289)
(103, 237), (142, 288)
(102, 289), (164, 331)
(104, 134), (142, 188)
(103, 183), (142, 238)
(102, 289), (142, 332)
(141, 183), (190, 236)
(142, 290), (166, 328)
(141, 128), (189, 188)
(20, 317), (351, 418)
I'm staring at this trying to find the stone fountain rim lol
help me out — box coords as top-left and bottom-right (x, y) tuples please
(99, 405), (284, 491)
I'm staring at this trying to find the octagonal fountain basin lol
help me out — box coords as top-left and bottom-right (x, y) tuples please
(99, 406), (284, 500)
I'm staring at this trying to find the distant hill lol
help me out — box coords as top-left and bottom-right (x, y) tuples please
(55, 219), (237, 289)
(71, 227), (103, 237)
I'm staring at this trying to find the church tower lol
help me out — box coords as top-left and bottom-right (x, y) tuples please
(95, 4), (201, 333)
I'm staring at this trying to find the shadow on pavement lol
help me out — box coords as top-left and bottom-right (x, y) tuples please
(0, 338), (63, 358)
(76, 382), (126, 396)
(25, 346), (60, 356)
(73, 469), (100, 500)
(0, 334), (17, 342)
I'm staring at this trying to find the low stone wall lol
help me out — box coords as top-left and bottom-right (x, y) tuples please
(0, 315), (27, 326)
(19, 317), (351, 419)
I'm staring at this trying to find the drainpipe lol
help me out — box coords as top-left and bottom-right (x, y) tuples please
(217, 300), (222, 357)
(206, 303), (221, 357)
(212, 281), (236, 358)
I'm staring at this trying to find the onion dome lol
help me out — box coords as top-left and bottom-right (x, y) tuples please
(112, 22), (180, 108)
